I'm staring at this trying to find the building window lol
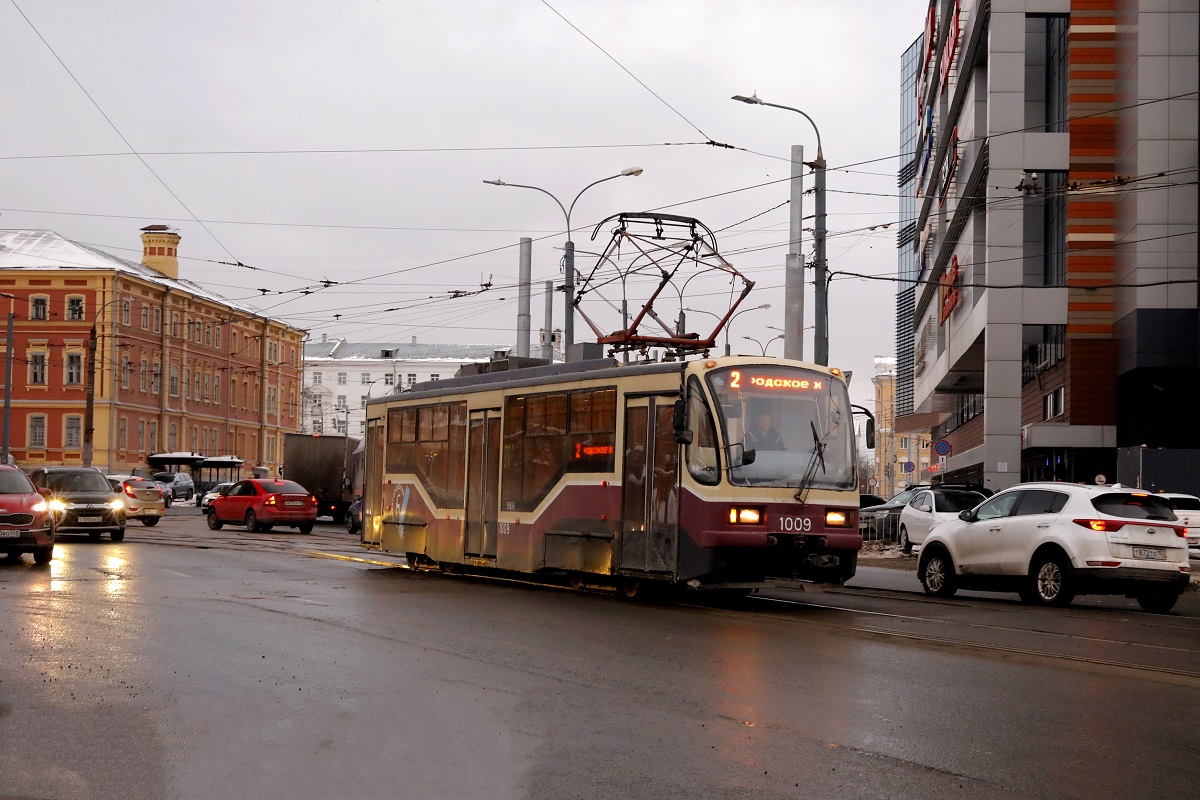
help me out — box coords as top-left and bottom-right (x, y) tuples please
(65, 415), (83, 449)
(1043, 172), (1067, 286)
(140, 361), (148, 391)
(361, 373), (371, 385)
(405, 374), (415, 388)
(336, 394), (346, 408)
(385, 373), (395, 386)
(184, 369), (191, 400)
(203, 374), (210, 402)
(171, 313), (179, 338)
(28, 352), (46, 385)
(30, 297), (48, 321)
(149, 421), (158, 452)
(137, 421), (145, 451)
(141, 307), (149, 329)
(65, 353), (83, 385)
(67, 297), (85, 320)
(122, 300), (131, 326)
(195, 322), (202, 344)
(312, 372), (323, 385)
(153, 308), (162, 333)
(1045, 15), (1068, 133)
(430, 374), (440, 382)
(269, 387), (278, 413)
(28, 415), (46, 449)
(205, 323), (212, 346)
(213, 376), (220, 405)
(360, 420), (366, 434)
(337, 372), (347, 385)
(1043, 387), (1065, 420)
(899, 437), (909, 449)
(122, 356), (131, 389)
(194, 372), (200, 401)
(152, 364), (161, 395)
(168, 424), (178, 451)
(117, 418), (127, 450)
(169, 365), (180, 396)
(214, 327), (221, 350)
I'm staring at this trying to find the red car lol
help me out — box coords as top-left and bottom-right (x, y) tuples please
(0, 465), (55, 564)
(206, 478), (318, 533)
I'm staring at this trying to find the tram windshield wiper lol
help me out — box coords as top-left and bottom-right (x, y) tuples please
(794, 422), (830, 503)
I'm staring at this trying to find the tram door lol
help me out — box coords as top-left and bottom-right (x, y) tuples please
(361, 417), (385, 546)
(620, 396), (680, 575)
(464, 409), (502, 559)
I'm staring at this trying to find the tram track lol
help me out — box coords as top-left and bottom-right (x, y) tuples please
(740, 594), (1200, 685)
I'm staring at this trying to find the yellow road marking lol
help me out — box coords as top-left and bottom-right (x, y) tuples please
(303, 550), (406, 568)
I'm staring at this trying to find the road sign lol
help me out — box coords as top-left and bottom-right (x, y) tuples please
(903, 461), (916, 473)
(934, 438), (951, 456)
(939, 455), (947, 468)
(1095, 474), (1107, 485)
(867, 477), (878, 488)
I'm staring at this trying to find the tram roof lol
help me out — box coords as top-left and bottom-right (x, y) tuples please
(371, 357), (687, 403)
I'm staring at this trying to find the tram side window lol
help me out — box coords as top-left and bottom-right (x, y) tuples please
(685, 378), (720, 485)
(501, 387), (616, 512)
(385, 402), (466, 507)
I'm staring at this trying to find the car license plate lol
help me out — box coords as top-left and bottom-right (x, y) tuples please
(0, 530), (20, 538)
(77, 516), (102, 523)
(1132, 546), (1166, 560)
(285, 500), (303, 507)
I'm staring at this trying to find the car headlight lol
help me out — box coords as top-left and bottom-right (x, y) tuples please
(109, 498), (126, 510)
(49, 499), (67, 512)
(32, 500), (48, 513)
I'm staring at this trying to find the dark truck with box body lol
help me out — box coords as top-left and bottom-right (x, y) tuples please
(282, 433), (359, 523)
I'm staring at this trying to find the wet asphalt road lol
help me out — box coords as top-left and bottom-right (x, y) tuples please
(1, 506), (1198, 800)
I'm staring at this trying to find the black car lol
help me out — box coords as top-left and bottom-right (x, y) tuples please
(28, 466), (126, 541)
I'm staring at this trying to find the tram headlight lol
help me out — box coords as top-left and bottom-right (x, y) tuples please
(728, 506), (764, 525)
(825, 509), (853, 527)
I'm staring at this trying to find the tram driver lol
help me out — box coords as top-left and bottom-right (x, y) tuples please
(744, 408), (786, 452)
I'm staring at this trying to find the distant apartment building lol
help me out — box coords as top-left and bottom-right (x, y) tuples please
(0, 227), (304, 475)
(302, 337), (503, 435)
(899, 0), (1198, 491)
(873, 357), (933, 497)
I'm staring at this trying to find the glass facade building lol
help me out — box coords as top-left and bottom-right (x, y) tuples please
(895, 35), (922, 417)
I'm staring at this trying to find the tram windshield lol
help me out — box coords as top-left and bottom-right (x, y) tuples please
(705, 365), (855, 490)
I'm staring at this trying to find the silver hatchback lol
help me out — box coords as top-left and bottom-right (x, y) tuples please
(107, 475), (166, 526)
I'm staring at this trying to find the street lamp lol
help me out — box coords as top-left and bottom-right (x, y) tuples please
(484, 167), (643, 351)
(732, 93), (829, 366)
(683, 303), (770, 356)
(743, 333), (784, 356)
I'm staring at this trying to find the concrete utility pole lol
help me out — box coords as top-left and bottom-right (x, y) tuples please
(542, 280), (554, 362)
(733, 94), (829, 365)
(516, 237), (532, 358)
(82, 321), (99, 466)
(484, 167), (643, 350)
(785, 144), (805, 361)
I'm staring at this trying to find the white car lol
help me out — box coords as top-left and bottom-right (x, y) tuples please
(918, 483), (1191, 612)
(199, 482), (234, 512)
(897, 488), (987, 552)
(1158, 493), (1200, 559)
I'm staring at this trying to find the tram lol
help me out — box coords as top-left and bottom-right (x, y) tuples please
(360, 354), (871, 595)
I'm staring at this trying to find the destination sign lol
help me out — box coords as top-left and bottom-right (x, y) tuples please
(729, 370), (823, 391)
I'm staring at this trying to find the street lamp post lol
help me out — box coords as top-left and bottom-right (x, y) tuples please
(683, 303), (771, 356)
(743, 334), (784, 356)
(732, 93), (829, 365)
(484, 167), (643, 352)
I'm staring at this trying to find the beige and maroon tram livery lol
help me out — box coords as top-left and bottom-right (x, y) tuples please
(360, 355), (866, 594)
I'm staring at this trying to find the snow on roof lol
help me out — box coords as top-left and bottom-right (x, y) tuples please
(0, 229), (302, 326)
(303, 340), (505, 362)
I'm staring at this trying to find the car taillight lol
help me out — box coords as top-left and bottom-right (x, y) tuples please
(310, 495), (318, 506)
(124, 484), (137, 498)
(1073, 518), (1126, 532)
(265, 495), (277, 506)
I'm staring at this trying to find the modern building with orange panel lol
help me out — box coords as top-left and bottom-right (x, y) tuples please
(898, 0), (1197, 491)
(0, 227), (305, 476)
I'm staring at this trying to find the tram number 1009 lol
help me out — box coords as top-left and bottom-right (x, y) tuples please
(778, 516), (813, 532)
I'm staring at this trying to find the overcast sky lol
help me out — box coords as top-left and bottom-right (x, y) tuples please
(1, 0), (927, 408)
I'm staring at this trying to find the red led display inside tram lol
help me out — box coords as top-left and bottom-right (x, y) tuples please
(729, 370), (824, 391)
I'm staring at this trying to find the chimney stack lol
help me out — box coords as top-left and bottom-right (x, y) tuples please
(139, 225), (181, 279)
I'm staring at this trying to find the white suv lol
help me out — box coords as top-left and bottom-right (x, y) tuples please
(918, 483), (1191, 613)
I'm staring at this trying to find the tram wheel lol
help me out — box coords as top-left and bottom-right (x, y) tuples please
(618, 578), (640, 598)
(568, 574), (584, 591)
(438, 560), (457, 574)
